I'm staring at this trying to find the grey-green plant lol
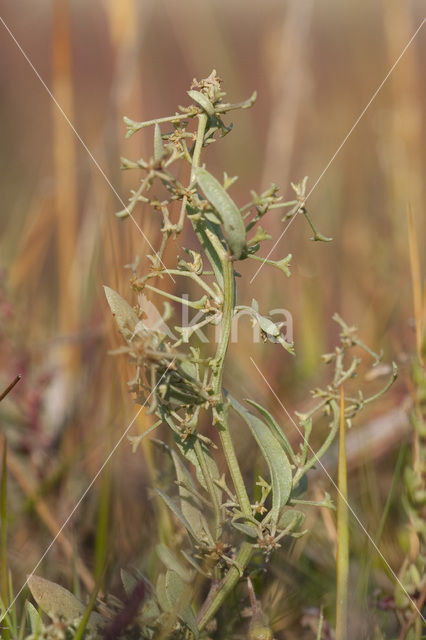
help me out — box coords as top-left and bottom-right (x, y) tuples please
(102, 70), (396, 639)
(20, 70), (396, 640)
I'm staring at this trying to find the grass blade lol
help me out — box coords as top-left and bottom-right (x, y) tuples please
(335, 388), (348, 640)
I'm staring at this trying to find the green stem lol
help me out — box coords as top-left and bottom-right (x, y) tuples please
(197, 542), (253, 630)
(294, 400), (340, 485)
(301, 206), (332, 242)
(143, 284), (207, 309)
(335, 390), (349, 640)
(125, 111), (197, 135)
(157, 269), (219, 300)
(212, 258), (251, 516)
(190, 113), (208, 182)
(188, 113), (253, 630)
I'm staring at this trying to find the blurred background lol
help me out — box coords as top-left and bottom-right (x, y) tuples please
(0, 0), (425, 637)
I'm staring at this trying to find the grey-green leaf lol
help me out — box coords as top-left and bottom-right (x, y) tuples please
(156, 543), (192, 583)
(155, 488), (199, 542)
(196, 167), (246, 259)
(27, 575), (106, 632)
(246, 399), (297, 464)
(187, 90), (215, 117)
(165, 570), (198, 637)
(231, 522), (258, 538)
(26, 600), (43, 634)
(195, 220), (224, 288)
(277, 509), (306, 532)
(173, 435), (222, 506)
(227, 394), (293, 523)
(154, 123), (165, 162)
(104, 286), (139, 342)
(154, 438), (213, 541)
(156, 573), (170, 614)
(120, 568), (139, 597)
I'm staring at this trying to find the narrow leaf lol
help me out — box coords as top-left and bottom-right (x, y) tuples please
(153, 439), (212, 540)
(196, 167), (247, 259)
(26, 601), (42, 635)
(231, 522), (258, 538)
(104, 286), (139, 342)
(194, 220), (224, 288)
(187, 90), (215, 117)
(173, 434), (221, 503)
(165, 570), (198, 637)
(246, 399), (297, 464)
(120, 569), (139, 598)
(156, 544), (192, 583)
(156, 573), (170, 613)
(154, 123), (165, 162)
(227, 394), (292, 523)
(277, 509), (306, 532)
(155, 489), (198, 541)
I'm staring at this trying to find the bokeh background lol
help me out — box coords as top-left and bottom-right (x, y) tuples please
(0, 1), (425, 637)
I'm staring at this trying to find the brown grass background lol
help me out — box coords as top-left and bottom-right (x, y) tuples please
(0, 0), (425, 637)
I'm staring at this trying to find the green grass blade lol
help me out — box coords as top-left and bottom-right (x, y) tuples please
(1, 439), (9, 628)
(335, 389), (348, 640)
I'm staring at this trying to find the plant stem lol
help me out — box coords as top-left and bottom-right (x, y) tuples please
(294, 400), (340, 485)
(157, 269), (219, 300)
(189, 112), (253, 630)
(190, 113), (208, 182)
(212, 256), (251, 516)
(197, 541), (253, 630)
(143, 284), (206, 309)
(189, 115), (248, 501)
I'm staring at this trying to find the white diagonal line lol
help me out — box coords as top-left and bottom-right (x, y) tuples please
(250, 356), (425, 622)
(0, 15), (174, 282)
(0, 360), (175, 627)
(250, 16), (426, 284)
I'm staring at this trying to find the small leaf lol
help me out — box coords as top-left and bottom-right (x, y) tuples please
(155, 489), (199, 541)
(231, 522), (258, 538)
(165, 570), (198, 637)
(290, 473), (308, 500)
(156, 544), (192, 582)
(27, 575), (105, 631)
(194, 219), (224, 288)
(247, 226), (272, 247)
(277, 509), (306, 532)
(141, 598), (161, 624)
(173, 434), (221, 505)
(246, 399), (297, 464)
(204, 210), (223, 224)
(196, 167), (247, 259)
(156, 573), (170, 613)
(120, 568), (139, 597)
(187, 90), (215, 117)
(120, 567), (152, 600)
(154, 438), (213, 541)
(154, 123), (165, 162)
(227, 394), (292, 524)
(104, 286), (139, 342)
(274, 254), (292, 277)
(26, 600), (43, 634)
(247, 302), (295, 354)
